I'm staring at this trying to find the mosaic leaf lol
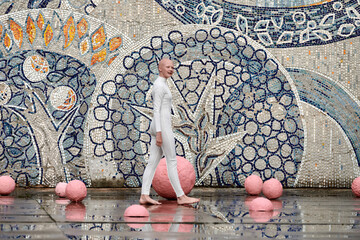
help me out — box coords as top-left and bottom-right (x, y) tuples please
(3, 31), (13, 52)
(9, 19), (23, 49)
(44, 22), (53, 46)
(26, 15), (36, 45)
(91, 48), (106, 65)
(77, 17), (88, 39)
(37, 12), (45, 31)
(91, 25), (106, 51)
(108, 36), (122, 52)
(63, 16), (76, 49)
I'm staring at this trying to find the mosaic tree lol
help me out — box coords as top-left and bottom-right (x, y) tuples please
(0, 50), (95, 186)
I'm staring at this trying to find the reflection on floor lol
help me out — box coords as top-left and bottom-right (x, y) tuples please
(0, 188), (359, 239)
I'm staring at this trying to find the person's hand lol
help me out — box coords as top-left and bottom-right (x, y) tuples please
(156, 132), (162, 147)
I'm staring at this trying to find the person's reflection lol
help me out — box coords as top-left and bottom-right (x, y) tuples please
(65, 202), (86, 221)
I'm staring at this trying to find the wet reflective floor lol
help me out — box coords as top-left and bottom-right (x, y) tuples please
(0, 188), (359, 239)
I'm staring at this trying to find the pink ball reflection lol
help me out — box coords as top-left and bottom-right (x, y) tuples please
(65, 202), (86, 221)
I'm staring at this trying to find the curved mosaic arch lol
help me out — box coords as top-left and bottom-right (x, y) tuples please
(155, 0), (360, 48)
(288, 67), (360, 167)
(89, 24), (305, 187)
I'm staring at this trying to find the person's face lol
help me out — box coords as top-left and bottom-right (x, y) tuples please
(158, 59), (174, 79)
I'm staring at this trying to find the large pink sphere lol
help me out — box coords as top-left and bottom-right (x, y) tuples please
(244, 175), (263, 195)
(152, 156), (196, 199)
(262, 178), (283, 199)
(65, 180), (87, 202)
(55, 182), (67, 198)
(352, 177), (360, 197)
(249, 197), (274, 211)
(0, 176), (16, 195)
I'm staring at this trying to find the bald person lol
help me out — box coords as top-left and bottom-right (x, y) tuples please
(140, 58), (200, 205)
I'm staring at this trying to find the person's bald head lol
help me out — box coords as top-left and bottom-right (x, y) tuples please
(158, 58), (174, 79)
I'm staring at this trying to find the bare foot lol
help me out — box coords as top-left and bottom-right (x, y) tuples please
(139, 194), (162, 205)
(177, 195), (200, 205)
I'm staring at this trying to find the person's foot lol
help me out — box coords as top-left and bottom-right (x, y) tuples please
(139, 194), (162, 205)
(177, 195), (200, 205)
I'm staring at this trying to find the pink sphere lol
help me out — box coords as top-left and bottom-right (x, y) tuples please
(0, 176), (16, 195)
(65, 180), (87, 202)
(352, 177), (360, 197)
(124, 205), (149, 217)
(249, 197), (274, 211)
(244, 175), (263, 195)
(55, 182), (67, 198)
(152, 156), (196, 199)
(262, 178), (283, 199)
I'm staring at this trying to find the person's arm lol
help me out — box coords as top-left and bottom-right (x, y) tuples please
(152, 83), (164, 146)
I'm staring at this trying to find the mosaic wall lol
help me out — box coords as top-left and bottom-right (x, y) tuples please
(0, 0), (359, 188)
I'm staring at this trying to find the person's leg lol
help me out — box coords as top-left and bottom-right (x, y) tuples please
(161, 130), (200, 204)
(161, 130), (184, 197)
(140, 137), (163, 205)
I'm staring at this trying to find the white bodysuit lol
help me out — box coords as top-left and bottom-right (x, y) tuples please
(141, 76), (184, 197)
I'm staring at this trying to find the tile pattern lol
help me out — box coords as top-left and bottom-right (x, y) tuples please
(0, 1), (359, 188)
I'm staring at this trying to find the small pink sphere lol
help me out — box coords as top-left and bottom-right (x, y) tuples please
(124, 205), (150, 229)
(152, 156), (196, 199)
(124, 205), (149, 217)
(249, 197), (274, 211)
(262, 178), (283, 199)
(55, 182), (67, 198)
(244, 175), (263, 195)
(352, 177), (360, 197)
(65, 180), (87, 202)
(0, 176), (16, 195)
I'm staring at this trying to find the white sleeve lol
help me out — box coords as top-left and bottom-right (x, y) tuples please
(152, 83), (165, 132)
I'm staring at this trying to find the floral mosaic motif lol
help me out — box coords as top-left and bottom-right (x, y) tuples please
(91, 26), (304, 187)
(0, 10), (123, 67)
(0, 50), (96, 186)
(155, 0), (360, 48)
